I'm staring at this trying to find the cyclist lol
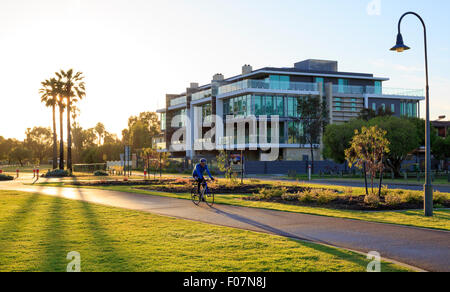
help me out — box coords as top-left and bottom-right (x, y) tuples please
(193, 158), (215, 198)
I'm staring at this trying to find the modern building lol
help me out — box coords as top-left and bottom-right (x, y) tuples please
(157, 59), (424, 162)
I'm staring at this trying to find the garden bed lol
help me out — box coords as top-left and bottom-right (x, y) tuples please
(65, 178), (450, 211)
(244, 195), (450, 211)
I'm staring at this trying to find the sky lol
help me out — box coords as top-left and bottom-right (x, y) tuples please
(0, 0), (449, 140)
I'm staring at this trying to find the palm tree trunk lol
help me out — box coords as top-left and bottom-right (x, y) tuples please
(52, 104), (58, 170)
(67, 99), (72, 173)
(59, 104), (64, 170)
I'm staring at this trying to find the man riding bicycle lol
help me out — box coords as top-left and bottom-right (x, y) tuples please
(193, 158), (215, 197)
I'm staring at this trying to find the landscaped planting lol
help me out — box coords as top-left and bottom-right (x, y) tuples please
(42, 169), (70, 178)
(55, 177), (450, 211)
(0, 174), (14, 181)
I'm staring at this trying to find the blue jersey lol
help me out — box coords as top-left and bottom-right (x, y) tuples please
(193, 163), (213, 179)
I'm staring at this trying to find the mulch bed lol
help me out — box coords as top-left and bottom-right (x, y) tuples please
(244, 195), (450, 211)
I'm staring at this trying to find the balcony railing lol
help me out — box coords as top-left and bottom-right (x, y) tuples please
(170, 96), (187, 107)
(365, 86), (424, 97)
(218, 80), (318, 95)
(192, 89), (212, 101)
(333, 84), (424, 97)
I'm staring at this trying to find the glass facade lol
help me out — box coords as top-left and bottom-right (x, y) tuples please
(160, 113), (166, 131)
(170, 96), (187, 107)
(338, 79), (349, 93)
(374, 81), (382, 94)
(172, 109), (186, 128)
(400, 101), (418, 117)
(224, 95), (292, 118)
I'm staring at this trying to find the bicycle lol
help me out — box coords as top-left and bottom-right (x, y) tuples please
(191, 178), (215, 207)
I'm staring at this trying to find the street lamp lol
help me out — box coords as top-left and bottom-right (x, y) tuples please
(390, 12), (433, 217)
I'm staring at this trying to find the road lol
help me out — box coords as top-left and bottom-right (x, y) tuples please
(1, 177), (449, 272)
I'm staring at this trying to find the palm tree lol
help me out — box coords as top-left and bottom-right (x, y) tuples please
(39, 78), (60, 170)
(94, 122), (105, 146)
(56, 69), (85, 173)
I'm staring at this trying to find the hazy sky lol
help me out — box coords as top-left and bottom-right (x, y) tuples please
(1, 0), (449, 140)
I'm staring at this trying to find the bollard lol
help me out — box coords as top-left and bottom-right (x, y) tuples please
(36, 169), (39, 180)
(33, 169), (36, 178)
(16, 169), (19, 178)
(144, 170), (147, 179)
(308, 165), (312, 181)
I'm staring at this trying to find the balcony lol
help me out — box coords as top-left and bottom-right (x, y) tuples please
(218, 80), (319, 96)
(192, 89), (212, 101)
(170, 96), (187, 107)
(333, 84), (424, 97)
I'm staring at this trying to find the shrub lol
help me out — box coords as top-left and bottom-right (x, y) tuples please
(0, 174), (14, 181)
(433, 191), (449, 205)
(44, 169), (70, 178)
(402, 191), (422, 204)
(254, 187), (286, 200)
(297, 190), (317, 203)
(385, 193), (403, 206)
(316, 189), (338, 205)
(379, 185), (389, 197)
(364, 192), (380, 207)
(94, 170), (108, 176)
(281, 193), (300, 201)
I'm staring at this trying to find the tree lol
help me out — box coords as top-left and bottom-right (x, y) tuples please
(358, 107), (394, 122)
(56, 69), (86, 173)
(323, 119), (365, 163)
(408, 117), (438, 147)
(24, 127), (52, 164)
(129, 120), (152, 150)
(94, 122), (105, 146)
(9, 145), (32, 166)
(40, 78), (60, 169)
(126, 112), (160, 149)
(298, 96), (328, 173)
(345, 126), (390, 196)
(368, 117), (419, 177)
(432, 136), (450, 170)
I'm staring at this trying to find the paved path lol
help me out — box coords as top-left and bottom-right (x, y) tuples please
(1, 179), (449, 272)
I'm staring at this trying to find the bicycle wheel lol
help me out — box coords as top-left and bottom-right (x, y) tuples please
(191, 186), (200, 205)
(204, 188), (214, 207)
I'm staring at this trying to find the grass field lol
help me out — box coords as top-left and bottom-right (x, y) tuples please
(33, 179), (450, 231)
(0, 190), (411, 272)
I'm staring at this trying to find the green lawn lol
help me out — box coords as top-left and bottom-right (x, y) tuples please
(0, 190), (411, 272)
(33, 181), (450, 231)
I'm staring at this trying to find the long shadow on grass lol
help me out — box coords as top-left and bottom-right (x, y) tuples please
(73, 180), (132, 272)
(210, 206), (332, 246)
(37, 191), (69, 272)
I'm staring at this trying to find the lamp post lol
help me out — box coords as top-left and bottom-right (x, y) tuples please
(390, 11), (433, 217)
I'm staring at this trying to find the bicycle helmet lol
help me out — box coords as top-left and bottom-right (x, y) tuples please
(200, 158), (207, 163)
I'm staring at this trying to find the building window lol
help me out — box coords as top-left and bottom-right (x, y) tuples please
(338, 79), (348, 93)
(382, 104), (386, 111)
(391, 104), (395, 113)
(160, 113), (166, 131)
(352, 103), (357, 112)
(269, 75), (290, 90)
(374, 81), (382, 94)
(372, 103), (376, 111)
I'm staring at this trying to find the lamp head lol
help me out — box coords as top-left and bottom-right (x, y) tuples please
(390, 33), (411, 52)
